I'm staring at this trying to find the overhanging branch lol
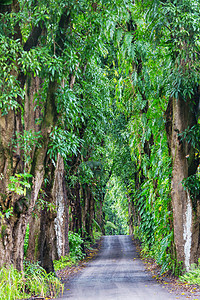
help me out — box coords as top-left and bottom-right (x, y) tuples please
(23, 21), (44, 51)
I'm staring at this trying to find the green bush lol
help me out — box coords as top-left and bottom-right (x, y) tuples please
(93, 230), (102, 242)
(68, 231), (85, 261)
(54, 231), (88, 271)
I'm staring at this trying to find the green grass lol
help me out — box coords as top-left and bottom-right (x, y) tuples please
(180, 262), (200, 285)
(0, 265), (28, 300)
(0, 262), (63, 300)
(24, 261), (63, 297)
(53, 255), (77, 271)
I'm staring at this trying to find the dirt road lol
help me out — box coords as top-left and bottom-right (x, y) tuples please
(57, 235), (198, 300)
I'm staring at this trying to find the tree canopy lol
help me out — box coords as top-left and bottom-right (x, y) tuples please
(0, 0), (200, 286)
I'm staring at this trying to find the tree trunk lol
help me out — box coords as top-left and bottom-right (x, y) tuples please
(68, 182), (82, 234)
(0, 3), (71, 271)
(38, 153), (69, 272)
(38, 206), (57, 273)
(0, 106), (26, 271)
(26, 211), (40, 262)
(127, 195), (134, 235)
(53, 154), (69, 258)
(96, 196), (104, 235)
(83, 185), (94, 240)
(0, 1), (45, 270)
(166, 95), (200, 270)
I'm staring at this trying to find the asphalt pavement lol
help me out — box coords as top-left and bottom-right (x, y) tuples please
(57, 235), (198, 300)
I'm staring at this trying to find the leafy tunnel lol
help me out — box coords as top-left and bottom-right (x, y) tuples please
(0, 0), (200, 289)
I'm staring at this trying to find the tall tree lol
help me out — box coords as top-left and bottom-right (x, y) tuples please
(0, 0), (130, 271)
(144, 0), (200, 270)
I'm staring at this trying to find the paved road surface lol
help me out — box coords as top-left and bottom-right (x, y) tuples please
(57, 235), (197, 300)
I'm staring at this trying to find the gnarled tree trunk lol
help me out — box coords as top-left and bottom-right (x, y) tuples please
(38, 153), (69, 273)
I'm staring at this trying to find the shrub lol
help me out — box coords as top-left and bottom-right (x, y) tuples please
(68, 231), (85, 261)
(54, 231), (86, 271)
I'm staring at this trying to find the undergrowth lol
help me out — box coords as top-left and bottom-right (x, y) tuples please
(0, 262), (63, 300)
(180, 261), (200, 285)
(54, 255), (77, 271)
(54, 230), (102, 271)
(68, 231), (86, 261)
(0, 231), (101, 299)
(0, 265), (28, 300)
(54, 231), (86, 271)
(24, 261), (63, 297)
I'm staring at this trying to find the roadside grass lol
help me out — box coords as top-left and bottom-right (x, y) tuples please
(54, 230), (102, 272)
(24, 261), (64, 297)
(180, 262), (200, 286)
(0, 265), (28, 300)
(54, 255), (77, 271)
(0, 262), (63, 300)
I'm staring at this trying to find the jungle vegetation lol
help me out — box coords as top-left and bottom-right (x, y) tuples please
(0, 0), (200, 298)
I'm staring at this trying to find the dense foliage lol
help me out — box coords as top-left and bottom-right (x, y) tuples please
(0, 0), (200, 297)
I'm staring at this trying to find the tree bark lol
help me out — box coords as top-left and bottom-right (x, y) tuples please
(166, 95), (200, 270)
(26, 211), (40, 262)
(38, 154), (69, 272)
(53, 154), (69, 258)
(127, 194), (134, 235)
(68, 182), (82, 234)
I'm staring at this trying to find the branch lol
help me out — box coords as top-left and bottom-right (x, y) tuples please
(23, 21), (44, 51)
(55, 9), (70, 55)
